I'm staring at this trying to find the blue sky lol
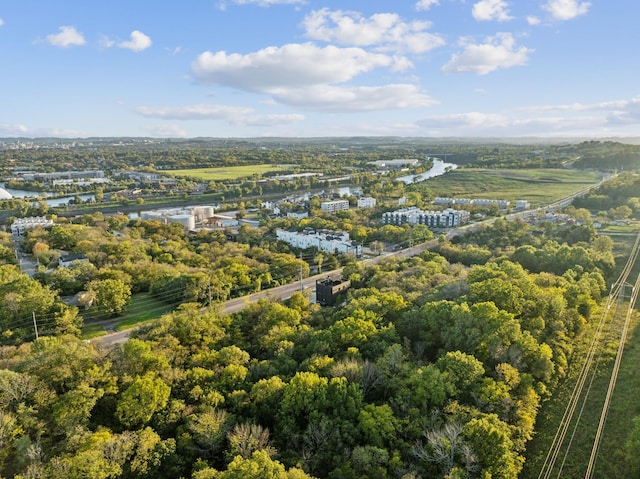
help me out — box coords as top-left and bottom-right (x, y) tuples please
(1, 0), (638, 138)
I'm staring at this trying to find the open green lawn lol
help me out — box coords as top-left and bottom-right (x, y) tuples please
(80, 324), (107, 340)
(165, 164), (287, 181)
(599, 221), (640, 234)
(422, 168), (603, 207)
(114, 292), (176, 331)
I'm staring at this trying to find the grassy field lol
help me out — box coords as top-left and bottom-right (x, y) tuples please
(165, 164), (286, 181)
(80, 324), (107, 339)
(421, 168), (603, 207)
(80, 292), (176, 338)
(114, 292), (175, 331)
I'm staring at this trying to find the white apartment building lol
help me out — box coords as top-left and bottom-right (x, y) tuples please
(321, 200), (349, 213)
(11, 216), (55, 237)
(357, 197), (377, 209)
(382, 207), (470, 228)
(276, 228), (362, 257)
(434, 197), (510, 208)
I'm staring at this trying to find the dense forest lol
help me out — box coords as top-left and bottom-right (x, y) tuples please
(0, 216), (618, 478)
(3, 138), (640, 174)
(0, 139), (638, 477)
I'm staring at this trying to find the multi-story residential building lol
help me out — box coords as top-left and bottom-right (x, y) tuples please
(276, 228), (362, 257)
(287, 211), (309, 219)
(357, 197), (377, 209)
(472, 198), (510, 208)
(11, 216), (55, 237)
(433, 197), (510, 208)
(320, 199), (349, 214)
(382, 207), (470, 228)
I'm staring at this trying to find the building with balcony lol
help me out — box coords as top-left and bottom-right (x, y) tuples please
(382, 207), (470, 228)
(276, 228), (362, 257)
(321, 199), (349, 213)
(11, 216), (55, 237)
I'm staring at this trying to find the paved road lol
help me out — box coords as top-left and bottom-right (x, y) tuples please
(93, 268), (346, 346)
(91, 174), (616, 347)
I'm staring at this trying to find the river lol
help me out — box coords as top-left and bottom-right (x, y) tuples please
(0, 184), (95, 206)
(396, 158), (458, 185)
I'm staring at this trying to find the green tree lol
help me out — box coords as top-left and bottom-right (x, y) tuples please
(84, 278), (131, 318)
(463, 414), (523, 479)
(202, 449), (315, 479)
(116, 374), (171, 428)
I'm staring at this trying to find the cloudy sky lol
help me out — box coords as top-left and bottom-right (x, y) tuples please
(1, 0), (638, 138)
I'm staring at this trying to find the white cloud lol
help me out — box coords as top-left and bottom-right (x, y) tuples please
(542, 0), (590, 21)
(34, 127), (88, 137)
(472, 0), (513, 22)
(118, 30), (152, 52)
(527, 16), (541, 25)
(0, 123), (29, 136)
(416, 111), (602, 135)
(518, 99), (631, 113)
(416, 0), (439, 11)
(142, 124), (189, 138)
(136, 104), (254, 120)
(418, 112), (509, 129)
(98, 35), (116, 49)
(230, 0), (305, 6)
(234, 113), (305, 126)
(303, 9), (445, 54)
(416, 97), (640, 136)
(0, 123), (90, 137)
(45, 26), (86, 48)
(0, 18), (4, 26)
(192, 43), (398, 92)
(442, 32), (532, 75)
(135, 103), (304, 127)
(270, 84), (436, 112)
(604, 98), (640, 125)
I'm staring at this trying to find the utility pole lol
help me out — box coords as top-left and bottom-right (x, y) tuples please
(299, 252), (304, 291)
(32, 312), (39, 340)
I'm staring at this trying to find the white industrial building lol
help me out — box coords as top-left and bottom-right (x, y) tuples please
(276, 228), (362, 257)
(209, 215), (239, 228)
(321, 200), (349, 213)
(357, 197), (377, 209)
(18, 170), (105, 182)
(382, 207), (470, 228)
(369, 159), (419, 169)
(139, 205), (216, 231)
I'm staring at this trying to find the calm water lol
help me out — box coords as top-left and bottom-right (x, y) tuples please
(396, 158), (458, 185)
(0, 184), (94, 206)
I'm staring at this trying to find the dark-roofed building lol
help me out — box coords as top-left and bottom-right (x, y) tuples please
(316, 277), (351, 306)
